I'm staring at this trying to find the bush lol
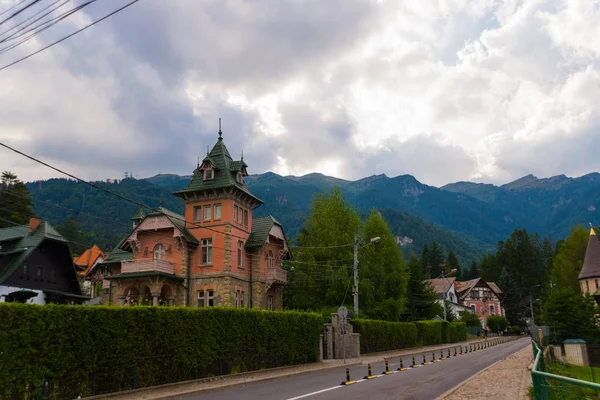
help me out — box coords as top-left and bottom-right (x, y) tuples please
(415, 321), (443, 345)
(459, 310), (481, 327)
(487, 315), (509, 333)
(447, 322), (467, 342)
(0, 304), (322, 399)
(351, 319), (417, 353)
(508, 325), (523, 335)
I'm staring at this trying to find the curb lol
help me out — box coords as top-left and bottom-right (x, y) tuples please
(435, 339), (530, 400)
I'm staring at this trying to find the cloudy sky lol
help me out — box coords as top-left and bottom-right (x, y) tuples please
(1, 0), (599, 187)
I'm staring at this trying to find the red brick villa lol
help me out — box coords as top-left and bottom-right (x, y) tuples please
(88, 127), (289, 309)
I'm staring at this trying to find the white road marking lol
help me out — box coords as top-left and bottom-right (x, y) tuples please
(285, 385), (343, 400)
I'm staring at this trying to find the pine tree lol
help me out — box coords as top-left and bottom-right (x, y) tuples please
(549, 225), (588, 292)
(467, 260), (479, 279)
(403, 255), (441, 321)
(446, 250), (460, 276)
(0, 171), (34, 228)
(56, 216), (90, 256)
(428, 241), (446, 277)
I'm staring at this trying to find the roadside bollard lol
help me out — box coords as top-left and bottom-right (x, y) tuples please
(454, 347), (457, 357)
(423, 354), (430, 365)
(411, 355), (418, 368)
(364, 364), (377, 379)
(340, 367), (356, 385)
(432, 352), (437, 363)
(383, 360), (393, 375)
(440, 350), (445, 360)
(398, 357), (407, 371)
(447, 348), (452, 358)
(460, 345), (463, 355)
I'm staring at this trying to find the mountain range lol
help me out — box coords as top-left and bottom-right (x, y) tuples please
(23, 171), (600, 265)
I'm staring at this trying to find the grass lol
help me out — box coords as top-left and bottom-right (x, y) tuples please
(547, 362), (600, 384)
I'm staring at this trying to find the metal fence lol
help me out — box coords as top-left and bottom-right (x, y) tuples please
(3, 349), (309, 399)
(531, 338), (600, 399)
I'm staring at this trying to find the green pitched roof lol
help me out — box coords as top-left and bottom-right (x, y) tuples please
(0, 225), (28, 242)
(131, 207), (145, 221)
(245, 216), (285, 249)
(0, 221), (71, 283)
(174, 134), (263, 206)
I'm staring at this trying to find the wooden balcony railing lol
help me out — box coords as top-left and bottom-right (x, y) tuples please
(121, 259), (174, 275)
(266, 267), (287, 285)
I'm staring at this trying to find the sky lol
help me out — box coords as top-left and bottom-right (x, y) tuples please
(1, 0), (600, 187)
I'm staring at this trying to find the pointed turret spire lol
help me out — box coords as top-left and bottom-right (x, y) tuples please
(241, 149), (244, 161)
(579, 225), (600, 280)
(218, 117), (222, 139)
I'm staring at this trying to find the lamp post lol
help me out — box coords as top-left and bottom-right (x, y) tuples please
(529, 284), (541, 328)
(441, 268), (457, 321)
(353, 236), (381, 318)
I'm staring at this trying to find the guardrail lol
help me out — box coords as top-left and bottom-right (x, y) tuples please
(531, 339), (600, 399)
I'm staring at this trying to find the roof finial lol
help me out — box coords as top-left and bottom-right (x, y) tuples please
(160, 191), (163, 208)
(218, 117), (222, 139)
(197, 157), (200, 169)
(241, 149), (244, 161)
(206, 145), (209, 155)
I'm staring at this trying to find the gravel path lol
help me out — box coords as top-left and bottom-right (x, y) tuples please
(439, 344), (533, 400)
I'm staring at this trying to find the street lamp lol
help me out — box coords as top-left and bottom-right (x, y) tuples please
(441, 268), (457, 321)
(353, 236), (381, 317)
(529, 284), (541, 328)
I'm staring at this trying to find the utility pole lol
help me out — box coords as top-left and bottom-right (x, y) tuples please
(353, 235), (359, 318)
(441, 270), (447, 321)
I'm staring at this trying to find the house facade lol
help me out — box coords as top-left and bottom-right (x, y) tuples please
(74, 244), (104, 297)
(455, 278), (504, 328)
(578, 228), (600, 306)
(94, 128), (289, 309)
(425, 277), (475, 318)
(0, 218), (86, 304)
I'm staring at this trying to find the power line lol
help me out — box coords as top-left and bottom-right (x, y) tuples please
(0, 0), (29, 18)
(0, 0), (66, 43)
(0, 0), (141, 72)
(0, 0), (42, 26)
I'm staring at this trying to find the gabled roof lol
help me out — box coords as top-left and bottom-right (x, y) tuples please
(424, 277), (456, 295)
(174, 133), (263, 206)
(0, 220), (71, 284)
(131, 208), (145, 221)
(578, 228), (600, 280)
(245, 215), (287, 250)
(88, 247), (132, 277)
(0, 225), (28, 242)
(454, 278), (480, 297)
(74, 244), (104, 276)
(488, 282), (503, 295)
(146, 207), (199, 245)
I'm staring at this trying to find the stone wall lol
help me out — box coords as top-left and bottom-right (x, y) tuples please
(323, 313), (360, 359)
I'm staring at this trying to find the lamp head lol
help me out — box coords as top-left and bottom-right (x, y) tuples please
(370, 237), (381, 244)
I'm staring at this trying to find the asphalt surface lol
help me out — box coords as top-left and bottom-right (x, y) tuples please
(169, 337), (530, 400)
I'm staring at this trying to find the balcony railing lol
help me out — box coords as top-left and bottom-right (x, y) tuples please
(266, 267), (287, 285)
(121, 259), (174, 275)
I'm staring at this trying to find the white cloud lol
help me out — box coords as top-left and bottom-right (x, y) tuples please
(0, 0), (599, 187)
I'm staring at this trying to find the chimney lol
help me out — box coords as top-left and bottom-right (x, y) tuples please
(28, 217), (42, 233)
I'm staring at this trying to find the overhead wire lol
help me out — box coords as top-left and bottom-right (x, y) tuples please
(0, 0), (29, 18)
(0, 0), (141, 72)
(0, 0), (42, 26)
(0, 0), (66, 43)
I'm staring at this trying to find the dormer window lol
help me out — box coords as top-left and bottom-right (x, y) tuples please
(204, 168), (214, 180)
(237, 171), (243, 184)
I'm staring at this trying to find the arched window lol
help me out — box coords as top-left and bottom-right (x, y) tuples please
(267, 251), (273, 269)
(154, 244), (165, 260)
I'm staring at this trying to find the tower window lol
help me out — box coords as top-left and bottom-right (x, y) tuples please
(201, 239), (213, 264)
(204, 168), (214, 180)
(154, 244), (165, 260)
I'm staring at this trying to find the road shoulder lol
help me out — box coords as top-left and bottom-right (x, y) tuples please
(437, 343), (533, 400)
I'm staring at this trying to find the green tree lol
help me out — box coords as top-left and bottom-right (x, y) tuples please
(0, 171), (35, 228)
(56, 216), (90, 256)
(466, 260), (479, 280)
(549, 225), (588, 292)
(423, 241), (445, 278)
(358, 210), (409, 321)
(403, 255), (441, 321)
(284, 188), (361, 311)
(446, 250), (461, 278)
(540, 287), (599, 340)
(486, 315), (509, 333)
(459, 310), (481, 327)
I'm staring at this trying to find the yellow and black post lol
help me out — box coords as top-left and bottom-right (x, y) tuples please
(447, 348), (452, 358)
(398, 357), (407, 371)
(432, 351), (437, 363)
(422, 354), (429, 365)
(454, 347), (457, 357)
(440, 350), (445, 360)
(383, 360), (393, 375)
(460, 345), (463, 355)
(341, 367), (356, 385)
(364, 363), (377, 379)
(411, 355), (418, 368)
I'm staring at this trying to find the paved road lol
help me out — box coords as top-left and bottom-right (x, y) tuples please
(169, 337), (530, 400)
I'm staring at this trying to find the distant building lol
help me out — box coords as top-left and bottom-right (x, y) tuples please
(578, 228), (600, 306)
(0, 218), (86, 304)
(95, 127), (289, 309)
(425, 276), (504, 328)
(74, 245), (105, 297)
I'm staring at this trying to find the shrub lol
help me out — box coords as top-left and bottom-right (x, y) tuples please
(459, 310), (481, 327)
(351, 319), (417, 353)
(0, 304), (322, 399)
(448, 322), (467, 342)
(508, 325), (523, 335)
(487, 315), (509, 333)
(415, 321), (443, 345)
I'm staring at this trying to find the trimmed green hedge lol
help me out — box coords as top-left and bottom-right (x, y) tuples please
(447, 322), (467, 342)
(352, 319), (417, 353)
(0, 304), (322, 399)
(415, 321), (443, 345)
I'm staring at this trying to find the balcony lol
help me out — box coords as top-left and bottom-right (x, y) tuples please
(121, 259), (174, 275)
(266, 267), (287, 285)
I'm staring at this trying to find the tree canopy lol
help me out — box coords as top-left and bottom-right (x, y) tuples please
(0, 171), (34, 228)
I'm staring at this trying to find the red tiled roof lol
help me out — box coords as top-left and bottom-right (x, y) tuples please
(425, 277), (456, 295)
(74, 244), (104, 276)
(488, 282), (503, 294)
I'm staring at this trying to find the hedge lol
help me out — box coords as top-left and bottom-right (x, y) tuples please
(352, 319), (417, 353)
(447, 322), (467, 343)
(0, 304), (322, 399)
(415, 321), (443, 345)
